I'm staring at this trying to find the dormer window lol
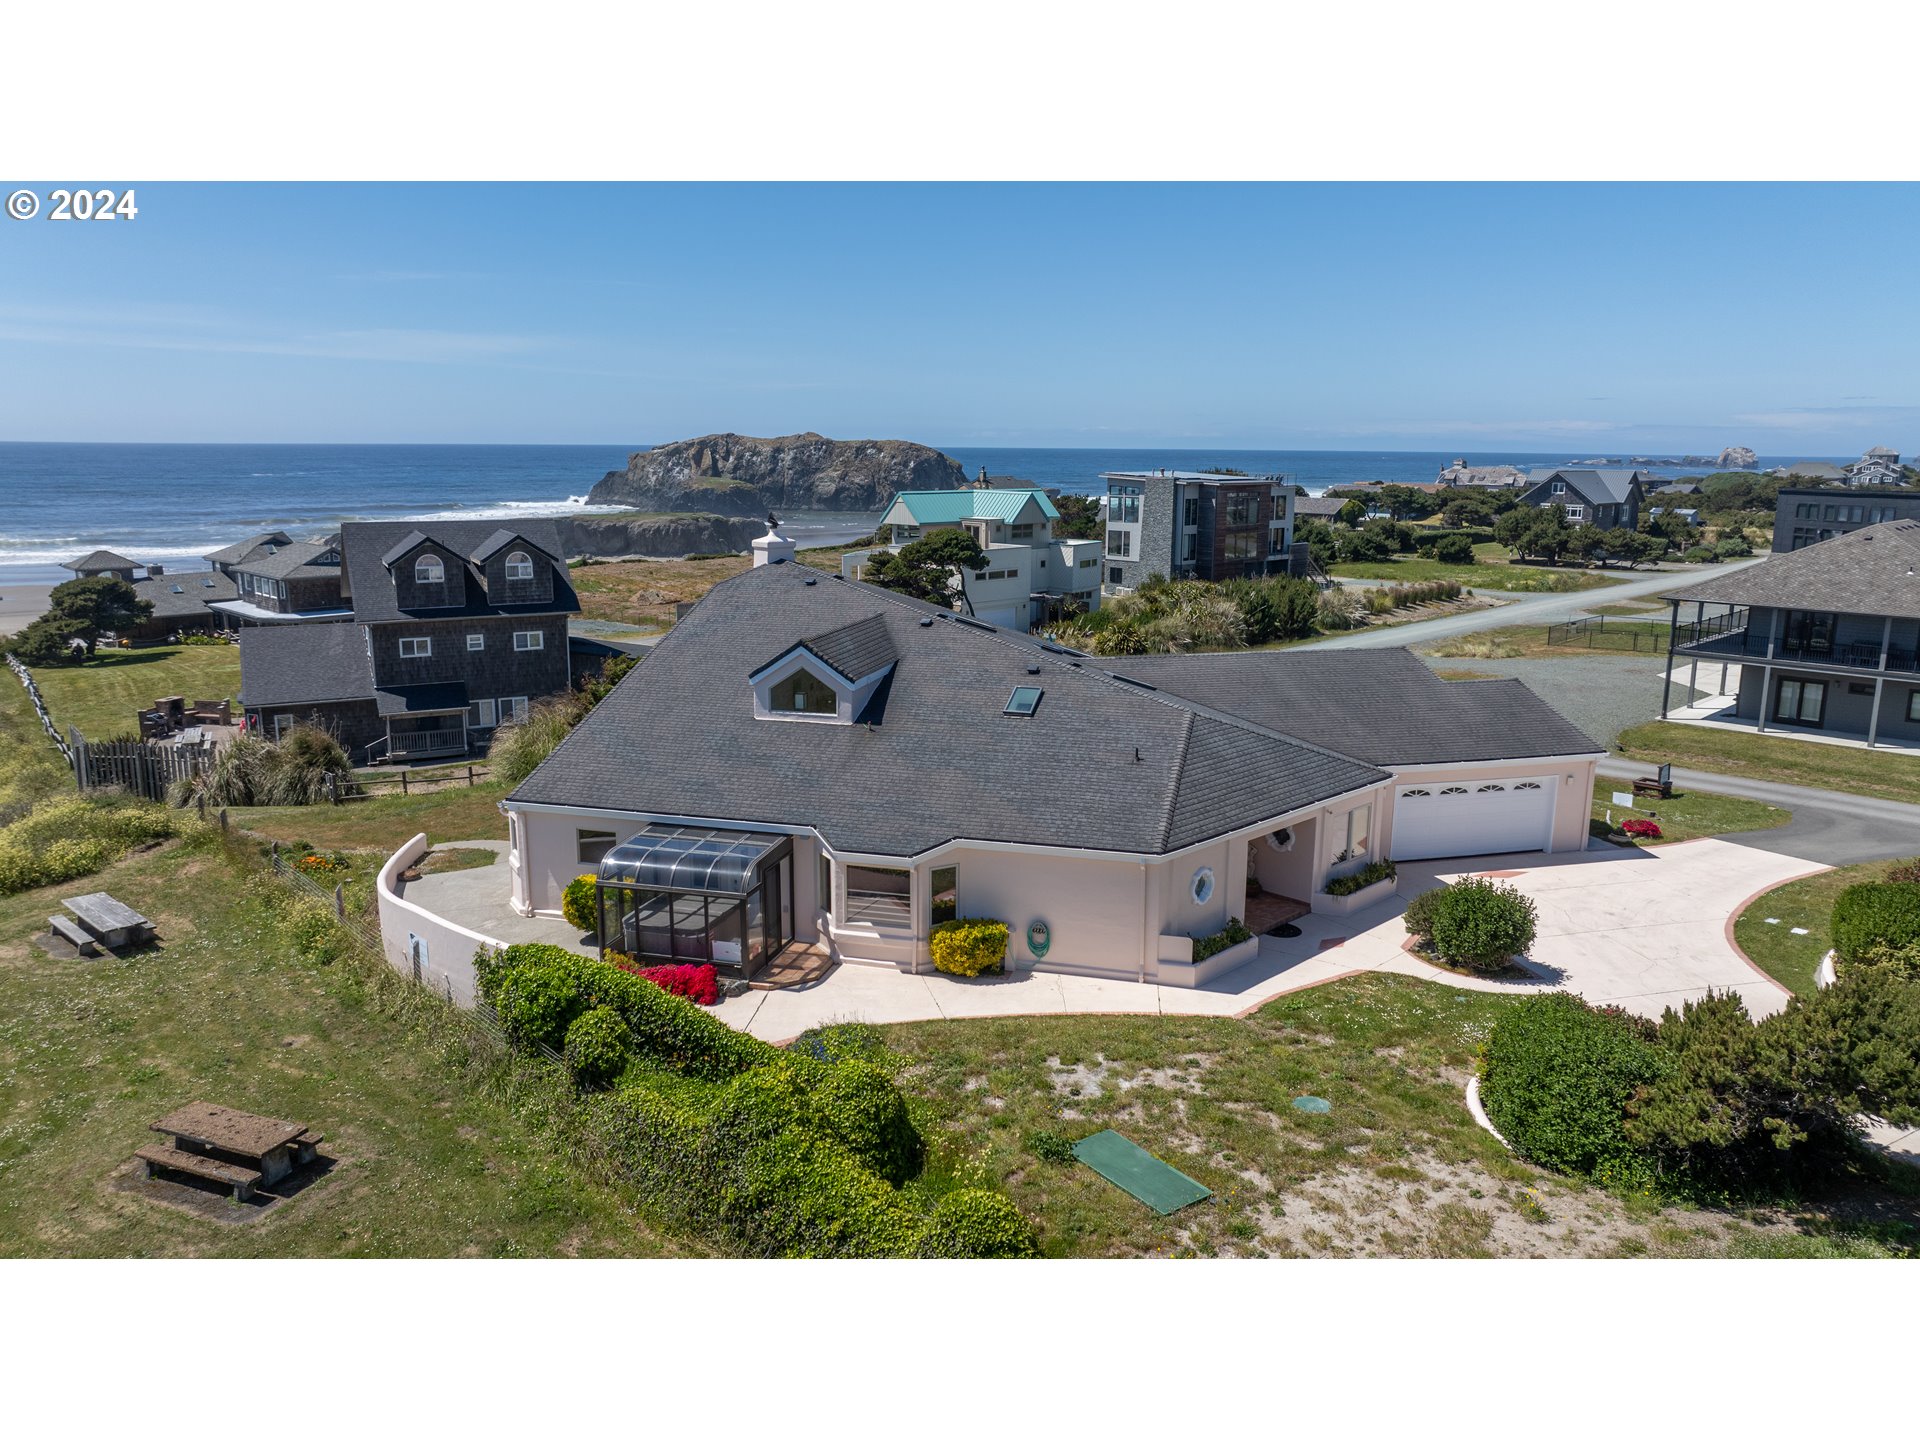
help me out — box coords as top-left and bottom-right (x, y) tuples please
(771, 669), (837, 714)
(415, 554), (446, 584)
(505, 551), (535, 581)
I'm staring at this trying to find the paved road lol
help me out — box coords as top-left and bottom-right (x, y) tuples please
(1301, 557), (1765, 651)
(1595, 760), (1920, 866)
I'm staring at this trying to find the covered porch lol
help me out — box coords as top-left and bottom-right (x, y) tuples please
(374, 683), (472, 761)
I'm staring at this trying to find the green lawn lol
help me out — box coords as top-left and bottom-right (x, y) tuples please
(1330, 555), (1624, 592)
(28, 642), (242, 741)
(1589, 775), (1790, 846)
(1617, 721), (1920, 807)
(1425, 620), (1667, 661)
(1732, 858), (1918, 996)
(233, 777), (512, 850)
(0, 829), (686, 1256)
(851, 975), (1918, 1258)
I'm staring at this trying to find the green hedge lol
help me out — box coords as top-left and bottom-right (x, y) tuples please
(931, 917), (1008, 977)
(479, 941), (1036, 1257)
(1480, 994), (1666, 1184)
(1831, 882), (1920, 963)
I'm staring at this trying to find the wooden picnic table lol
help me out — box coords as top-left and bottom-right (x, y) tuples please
(151, 1102), (322, 1186)
(62, 892), (154, 950)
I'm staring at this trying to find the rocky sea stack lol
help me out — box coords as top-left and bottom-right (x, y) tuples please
(588, 432), (969, 515)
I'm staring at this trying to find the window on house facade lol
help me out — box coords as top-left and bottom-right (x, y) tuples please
(505, 551), (535, 581)
(1224, 530), (1258, 561)
(1108, 486), (1141, 523)
(1782, 610), (1834, 654)
(513, 630), (543, 651)
(500, 696), (529, 723)
(1009, 523), (1035, 540)
(817, 851), (834, 916)
(1774, 678), (1825, 725)
(1225, 492), (1255, 526)
(771, 668), (838, 714)
(414, 554), (445, 584)
(471, 697), (498, 728)
(1079, 556), (1096, 569)
(1182, 534), (1196, 562)
(1551, 481), (1566, 494)
(1908, 691), (1920, 723)
(931, 864), (957, 924)
(577, 829), (618, 864)
(1565, 506), (1585, 522)
(1109, 566), (1123, 585)
(1183, 496), (1199, 527)
(399, 636), (431, 658)
(844, 865), (911, 927)
(467, 633), (484, 651)
(1108, 529), (1132, 558)
(1343, 804), (1372, 860)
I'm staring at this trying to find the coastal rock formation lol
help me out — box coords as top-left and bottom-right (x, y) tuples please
(556, 512), (764, 561)
(1718, 445), (1758, 470)
(588, 432), (968, 515)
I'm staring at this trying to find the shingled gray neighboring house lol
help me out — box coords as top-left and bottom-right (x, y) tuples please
(130, 569), (238, 639)
(237, 518), (579, 762)
(1664, 519), (1920, 748)
(1516, 468), (1647, 530)
(503, 559), (1601, 986)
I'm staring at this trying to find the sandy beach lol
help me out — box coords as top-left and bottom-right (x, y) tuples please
(0, 584), (53, 638)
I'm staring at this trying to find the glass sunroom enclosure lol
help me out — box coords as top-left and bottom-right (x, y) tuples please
(595, 825), (794, 978)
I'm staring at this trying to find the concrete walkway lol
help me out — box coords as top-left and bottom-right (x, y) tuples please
(1301, 557), (1764, 652)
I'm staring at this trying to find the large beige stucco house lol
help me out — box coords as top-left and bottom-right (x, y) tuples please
(502, 554), (1602, 987)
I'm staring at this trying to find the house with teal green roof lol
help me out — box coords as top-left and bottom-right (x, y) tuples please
(843, 487), (1101, 629)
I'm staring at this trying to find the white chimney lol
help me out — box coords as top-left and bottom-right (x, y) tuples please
(751, 513), (796, 567)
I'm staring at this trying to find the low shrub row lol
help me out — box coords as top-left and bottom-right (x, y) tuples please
(1193, 916), (1253, 962)
(1404, 876), (1536, 972)
(1324, 858), (1395, 897)
(0, 794), (179, 897)
(476, 942), (1038, 1257)
(931, 917), (1009, 977)
(1363, 579), (1464, 615)
(1482, 971), (1920, 1195)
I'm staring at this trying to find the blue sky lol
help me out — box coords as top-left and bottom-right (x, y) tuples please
(0, 182), (1914, 452)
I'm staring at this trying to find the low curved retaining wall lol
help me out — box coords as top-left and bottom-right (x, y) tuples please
(1815, 950), (1836, 989)
(375, 832), (501, 1008)
(1465, 1075), (1511, 1150)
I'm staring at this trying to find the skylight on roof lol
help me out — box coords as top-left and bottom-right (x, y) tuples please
(1004, 685), (1043, 716)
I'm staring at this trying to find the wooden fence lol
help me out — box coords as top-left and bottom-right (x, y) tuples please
(69, 728), (217, 801)
(323, 764), (491, 803)
(5, 654), (73, 764)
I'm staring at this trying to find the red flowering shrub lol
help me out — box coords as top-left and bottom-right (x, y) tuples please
(1621, 819), (1663, 841)
(610, 956), (720, 1006)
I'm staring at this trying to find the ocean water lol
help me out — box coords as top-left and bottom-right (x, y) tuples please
(0, 441), (1836, 586)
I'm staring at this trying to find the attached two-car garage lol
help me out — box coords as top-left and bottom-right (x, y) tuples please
(1388, 776), (1557, 862)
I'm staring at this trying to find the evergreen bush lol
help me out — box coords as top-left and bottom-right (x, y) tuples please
(563, 1005), (632, 1087)
(1411, 876), (1537, 971)
(561, 873), (599, 932)
(913, 1189), (1043, 1258)
(931, 917), (1009, 977)
(1831, 882), (1920, 964)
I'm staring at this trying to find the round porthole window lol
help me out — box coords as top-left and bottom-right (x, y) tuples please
(1266, 828), (1295, 853)
(1190, 867), (1215, 905)
(1026, 919), (1051, 959)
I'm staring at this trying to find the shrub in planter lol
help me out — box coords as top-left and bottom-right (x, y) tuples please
(1481, 993), (1666, 1182)
(1831, 882), (1920, 964)
(931, 917), (1009, 977)
(1325, 858), (1395, 897)
(564, 1005), (632, 1087)
(1416, 876), (1537, 971)
(561, 873), (599, 932)
(1192, 916), (1253, 962)
(912, 1189), (1042, 1259)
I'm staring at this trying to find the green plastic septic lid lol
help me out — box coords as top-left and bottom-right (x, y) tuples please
(1292, 1096), (1332, 1114)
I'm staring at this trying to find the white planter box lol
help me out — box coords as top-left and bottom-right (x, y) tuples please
(1157, 933), (1261, 988)
(1315, 872), (1399, 917)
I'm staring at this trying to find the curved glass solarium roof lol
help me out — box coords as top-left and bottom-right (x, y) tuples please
(598, 824), (790, 894)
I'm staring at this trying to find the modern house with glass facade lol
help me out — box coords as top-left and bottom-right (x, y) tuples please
(1771, 486), (1920, 553)
(1100, 470), (1301, 593)
(504, 551), (1602, 987)
(1662, 518), (1920, 750)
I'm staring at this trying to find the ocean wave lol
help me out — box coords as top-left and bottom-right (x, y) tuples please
(403, 495), (630, 522)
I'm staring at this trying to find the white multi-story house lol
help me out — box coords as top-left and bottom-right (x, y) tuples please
(840, 487), (1101, 630)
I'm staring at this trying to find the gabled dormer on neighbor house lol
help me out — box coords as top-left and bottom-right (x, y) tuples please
(748, 612), (898, 724)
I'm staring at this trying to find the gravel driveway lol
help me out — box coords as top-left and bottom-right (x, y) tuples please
(1420, 651), (1703, 747)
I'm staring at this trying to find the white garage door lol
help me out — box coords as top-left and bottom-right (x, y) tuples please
(1390, 777), (1555, 861)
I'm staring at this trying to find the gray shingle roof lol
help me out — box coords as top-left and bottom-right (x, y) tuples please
(1525, 468), (1646, 506)
(772, 613), (898, 682)
(134, 570), (236, 618)
(342, 519), (579, 624)
(234, 540), (340, 581)
(1294, 496), (1350, 518)
(204, 532), (295, 566)
(1666, 519), (1920, 621)
(1093, 648), (1604, 766)
(62, 549), (140, 572)
(238, 623), (372, 707)
(374, 681), (468, 716)
(511, 564), (1391, 857)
